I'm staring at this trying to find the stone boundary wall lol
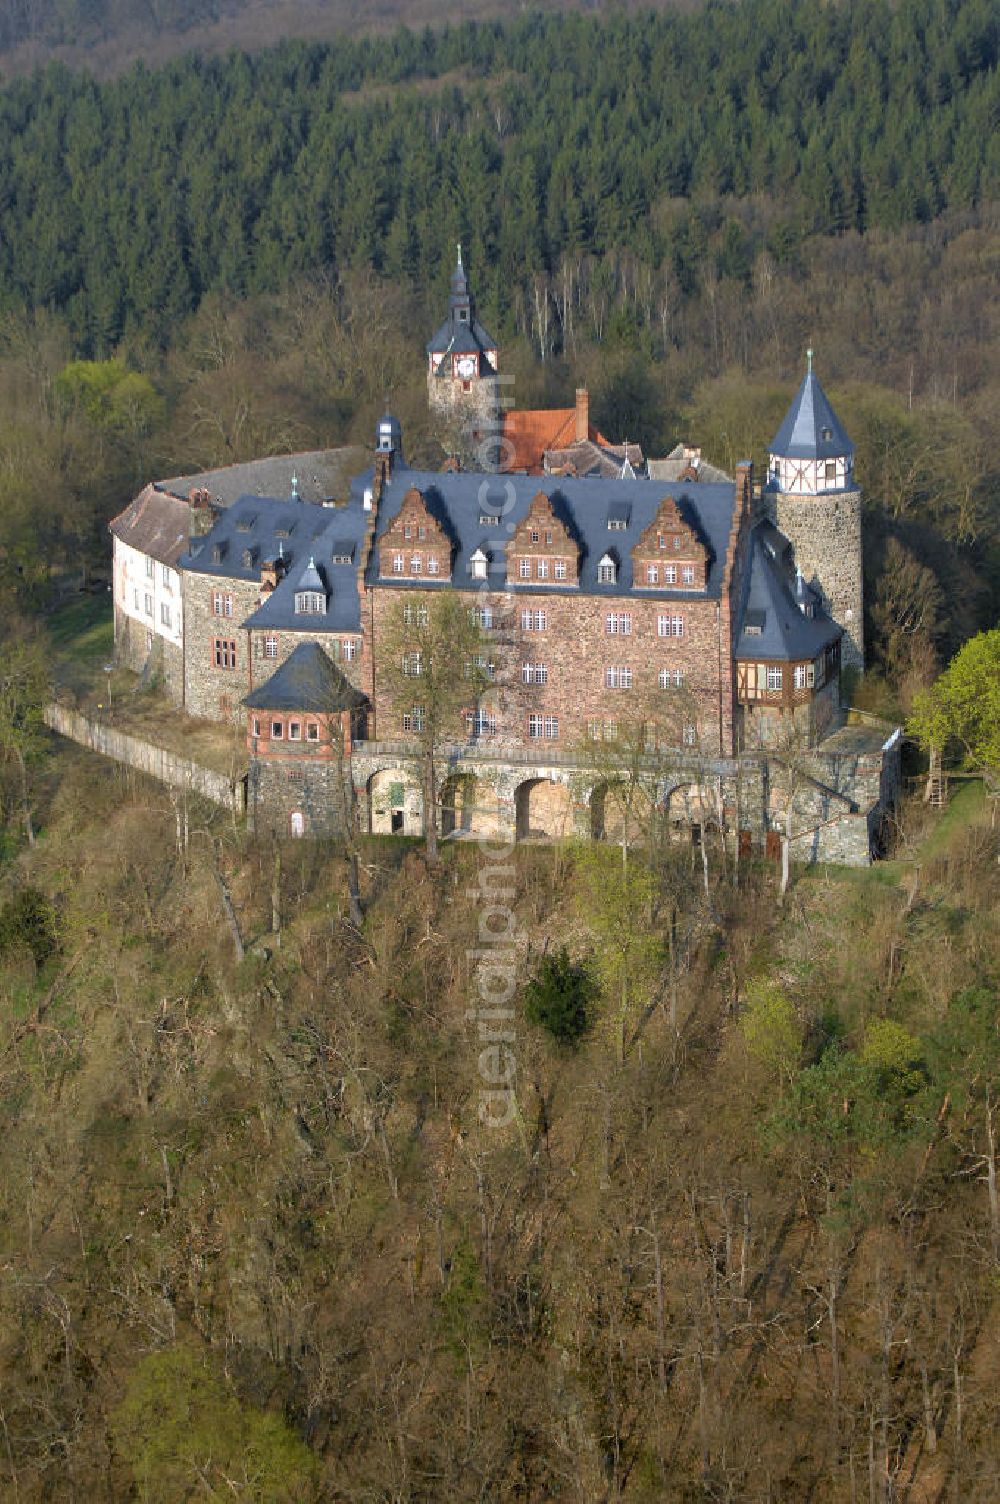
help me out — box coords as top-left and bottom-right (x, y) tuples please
(44, 704), (247, 814)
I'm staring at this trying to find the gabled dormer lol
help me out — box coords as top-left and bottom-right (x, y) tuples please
(507, 491), (578, 587)
(379, 487), (452, 581)
(632, 496), (710, 590)
(294, 556), (328, 615)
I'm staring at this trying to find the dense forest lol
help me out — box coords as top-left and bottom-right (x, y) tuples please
(0, 0), (998, 348)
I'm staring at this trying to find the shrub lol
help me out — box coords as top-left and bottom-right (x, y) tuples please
(524, 947), (596, 1046)
(0, 886), (58, 967)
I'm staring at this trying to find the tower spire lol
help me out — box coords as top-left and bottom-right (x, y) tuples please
(806, 346), (814, 375)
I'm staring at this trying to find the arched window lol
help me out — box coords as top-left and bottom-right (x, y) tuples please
(597, 552), (617, 584)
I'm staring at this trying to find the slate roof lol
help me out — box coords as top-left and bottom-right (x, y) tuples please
(178, 494), (367, 634)
(243, 642), (366, 711)
(364, 464), (737, 600)
(647, 446), (733, 485)
(109, 484), (191, 568)
(545, 438), (645, 480)
(426, 249), (498, 361)
(157, 447), (366, 508)
(770, 364), (853, 461)
(179, 457), (741, 638)
(734, 524), (842, 662)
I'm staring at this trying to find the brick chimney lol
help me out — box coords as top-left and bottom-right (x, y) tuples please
(575, 388), (589, 443)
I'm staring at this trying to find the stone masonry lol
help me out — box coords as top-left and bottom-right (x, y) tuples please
(764, 487), (865, 675)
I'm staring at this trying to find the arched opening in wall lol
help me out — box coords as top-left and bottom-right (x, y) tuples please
(441, 773), (478, 837)
(664, 783), (715, 849)
(369, 769), (421, 836)
(590, 780), (643, 846)
(515, 778), (572, 841)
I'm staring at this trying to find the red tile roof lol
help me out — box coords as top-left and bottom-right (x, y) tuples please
(501, 409), (610, 474)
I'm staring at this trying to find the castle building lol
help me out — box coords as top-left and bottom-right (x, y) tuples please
(108, 352), (896, 864)
(426, 247), (500, 459)
(763, 351), (864, 674)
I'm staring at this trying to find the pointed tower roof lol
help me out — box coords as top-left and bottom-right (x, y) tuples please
(771, 351), (853, 461)
(243, 642), (366, 712)
(427, 247), (498, 361)
(296, 555), (326, 594)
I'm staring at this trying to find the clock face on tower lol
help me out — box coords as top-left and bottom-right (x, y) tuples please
(455, 354), (477, 380)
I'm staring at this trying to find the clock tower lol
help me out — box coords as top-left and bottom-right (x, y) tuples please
(426, 247), (500, 463)
(764, 351), (864, 674)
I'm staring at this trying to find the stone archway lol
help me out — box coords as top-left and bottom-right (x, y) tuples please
(515, 778), (573, 841)
(590, 779), (642, 845)
(368, 768), (422, 836)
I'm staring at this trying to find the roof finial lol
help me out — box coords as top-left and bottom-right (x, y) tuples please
(291, 470), (299, 499)
(806, 346), (814, 375)
(457, 242), (463, 268)
(278, 540), (284, 559)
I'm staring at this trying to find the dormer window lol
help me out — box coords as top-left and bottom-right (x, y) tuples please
(295, 590), (326, 615)
(479, 513), (500, 527)
(607, 504), (630, 531)
(469, 548), (489, 581)
(597, 553), (618, 584)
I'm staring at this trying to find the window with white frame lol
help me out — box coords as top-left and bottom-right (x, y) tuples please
(658, 668), (684, 689)
(646, 564), (659, 585)
(554, 559), (567, 580)
(145, 556), (154, 579)
(470, 550), (488, 580)
(597, 553), (617, 583)
(403, 603), (429, 627)
(528, 714), (558, 739)
(519, 558), (531, 579)
(402, 706), (425, 732)
(402, 651), (423, 677)
(264, 635), (278, 658)
(392, 553), (404, 574)
(306, 722), (320, 741)
(144, 592), (153, 617)
(682, 565), (695, 585)
(428, 557), (441, 575)
(470, 606), (493, 629)
(605, 665), (633, 688)
(665, 564), (677, 584)
(606, 612), (632, 635)
(410, 555), (422, 574)
(295, 590), (326, 615)
(343, 639), (358, 661)
(682, 722), (697, 746)
(521, 663), (548, 684)
(271, 719), (283, 738)
(520, 609), (547, 631)
(537, 560), (549, 579)
(467, 654), (496, 680)
(161, 563), (171, 586)
(657, 614), (684, 637)
(212, 591), (233, 617)
(466, 708), (497, 737)
(160, 602), (171, 628)
(289, 721), (302, 741)
(766, 665), (783, 691)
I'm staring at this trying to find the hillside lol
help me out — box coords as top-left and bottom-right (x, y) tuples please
(0, 737), (997, 1498)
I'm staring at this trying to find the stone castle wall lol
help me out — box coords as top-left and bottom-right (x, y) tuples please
(765, 488), (865, 673)
(115, 608), (184, 702)
(248, 755), (351, 839)
(368, 583), (736, 754)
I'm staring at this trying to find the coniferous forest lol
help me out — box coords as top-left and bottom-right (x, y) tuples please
(0, 3), (998, 1500)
